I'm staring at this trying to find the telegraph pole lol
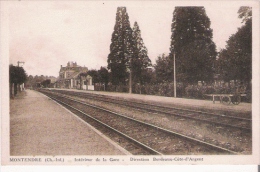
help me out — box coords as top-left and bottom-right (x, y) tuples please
(129, 68), (132, 94)
(129, 57), (132, 94)
(17, 61), (24, 67)
(125, 53), (132, 94)
(173, 52), (176, 98)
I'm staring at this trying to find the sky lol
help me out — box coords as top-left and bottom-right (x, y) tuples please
(6, 1), (251, 77)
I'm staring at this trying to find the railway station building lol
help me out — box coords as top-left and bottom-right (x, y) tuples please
(55, 61), (94, 90)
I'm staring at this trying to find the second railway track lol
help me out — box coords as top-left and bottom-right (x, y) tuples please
(48, 89), (252, 131)
(40, 89), (241, 155)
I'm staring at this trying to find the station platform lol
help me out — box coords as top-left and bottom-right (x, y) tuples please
(10, 90), (130, 156)
(50, 88), (252, 115)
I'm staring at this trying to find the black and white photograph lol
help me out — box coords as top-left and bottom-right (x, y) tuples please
(1, 0), (259, 169)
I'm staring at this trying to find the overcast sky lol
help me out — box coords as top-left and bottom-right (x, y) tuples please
(7, 1), (251, 77)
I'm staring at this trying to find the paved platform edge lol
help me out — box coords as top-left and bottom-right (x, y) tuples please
(39, 91), (132, 155)
(48, 88), (251, 114)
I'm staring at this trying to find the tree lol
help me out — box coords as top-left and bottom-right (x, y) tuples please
(215, 49), (233, 82)
(41, 79), (51, 88)
(238, 6), (252, 23)
(140, 67), (156, 84)
(98, 67), (109, 89)
(179, 40), (216, 83)
(132, 21), (152, 85)
(40, 75), (45, 82)
(154, 54), (173, 83)
(25, 75), (34, 88)
(9, 64), (27, 97)
(107, 7), (135, 85)
(87, 69), (99, 84)
(169, 7), (217, 84)
(217, 6), (252, 83)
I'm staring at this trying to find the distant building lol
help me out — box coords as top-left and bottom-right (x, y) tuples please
(55, 61), (94, 90)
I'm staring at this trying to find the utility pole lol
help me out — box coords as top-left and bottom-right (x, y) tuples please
(125, 53), (132, 94)
(129, 66), (132, 94)
(173, 52), (176, 98)
(128, 57), (132, 94)
(17, 61), (25, 67)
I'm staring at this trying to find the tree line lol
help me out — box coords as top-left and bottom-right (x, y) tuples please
(10, 6), (252, 101)
(216, 7), (252, 84)
(87, 6), (252, 100)
(26, 75), (57, 88)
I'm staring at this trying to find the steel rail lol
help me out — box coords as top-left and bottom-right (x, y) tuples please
(50, 90), (251, 131)
(43, 91), (240, 155)
(51, 89), (251, 121)
(83, 92), (251, 121)
(46, 93), (163, 155)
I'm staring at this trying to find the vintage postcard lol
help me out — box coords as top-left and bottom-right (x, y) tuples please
(1, 0), (259, 168)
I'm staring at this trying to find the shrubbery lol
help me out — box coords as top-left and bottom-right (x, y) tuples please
(95, 82), (251, 103)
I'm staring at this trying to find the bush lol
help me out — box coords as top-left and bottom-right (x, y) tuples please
(103, 82), (252, 102)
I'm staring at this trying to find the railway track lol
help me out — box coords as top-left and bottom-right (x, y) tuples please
(48, 89), (252, 131)
(40, 89), (239, 155)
